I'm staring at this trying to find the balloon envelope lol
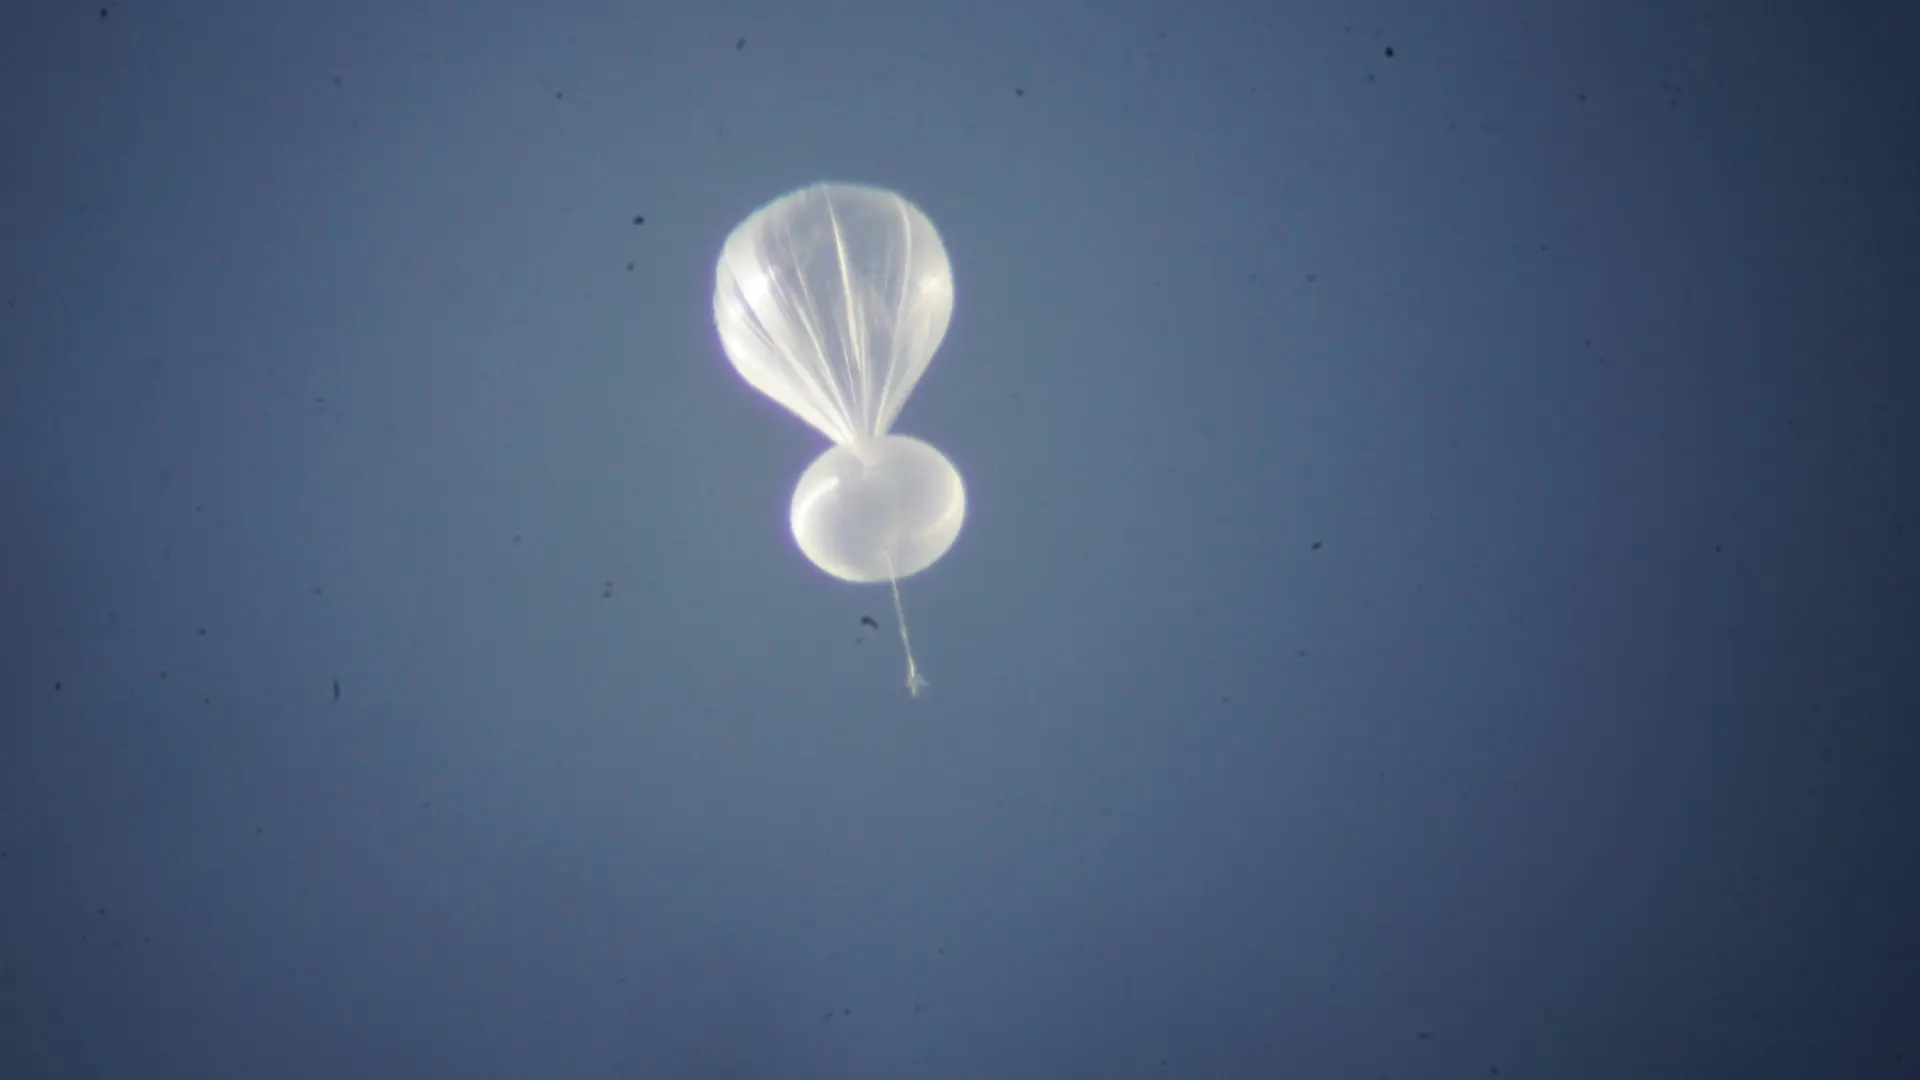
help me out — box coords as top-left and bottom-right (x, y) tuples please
(790, 435), (965, 584)
(714, 183), (954, 446)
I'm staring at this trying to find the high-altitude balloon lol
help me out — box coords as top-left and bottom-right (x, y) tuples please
(713, 182), (965, 695)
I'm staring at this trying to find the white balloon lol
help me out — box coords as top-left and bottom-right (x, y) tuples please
(713, 183), (965, 696)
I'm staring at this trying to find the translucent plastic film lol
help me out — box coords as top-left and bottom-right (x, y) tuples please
(714, 183), (954, 446)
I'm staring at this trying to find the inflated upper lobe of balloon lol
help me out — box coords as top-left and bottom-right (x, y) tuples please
(713, 183), (954, 447)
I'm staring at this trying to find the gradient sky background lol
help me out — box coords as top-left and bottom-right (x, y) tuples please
(3, 2), (1917, 1077)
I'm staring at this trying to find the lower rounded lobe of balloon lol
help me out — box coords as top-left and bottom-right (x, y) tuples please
(789, 435), (965, 584)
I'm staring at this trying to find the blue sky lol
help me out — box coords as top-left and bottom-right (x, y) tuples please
(3, 2), (1917, 1077)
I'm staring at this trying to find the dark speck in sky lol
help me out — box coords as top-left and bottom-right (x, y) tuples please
(1014, 87), (1024, 97)
(736, 37), (746, 50)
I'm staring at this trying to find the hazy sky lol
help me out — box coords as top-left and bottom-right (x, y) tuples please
(3, 2), (1917, 1077)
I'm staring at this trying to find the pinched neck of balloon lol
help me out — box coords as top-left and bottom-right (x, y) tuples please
(842, 432), (894, 463)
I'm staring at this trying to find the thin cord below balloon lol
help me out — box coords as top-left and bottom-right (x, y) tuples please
(884, 552), (927, 697)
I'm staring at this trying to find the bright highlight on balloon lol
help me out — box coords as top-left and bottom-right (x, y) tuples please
(713, 182), (965, 697)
